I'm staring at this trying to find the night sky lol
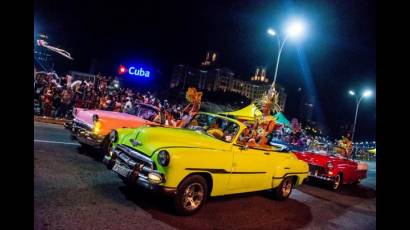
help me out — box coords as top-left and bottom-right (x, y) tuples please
(34, 0), (376, 141)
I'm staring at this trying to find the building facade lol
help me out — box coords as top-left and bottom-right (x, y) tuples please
(170, 53), (287, 110)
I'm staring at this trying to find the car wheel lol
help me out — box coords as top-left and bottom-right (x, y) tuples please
(103, 155), (115, 170)
(274, 177), (294, 201)
(174, 175), (208, 215)
(79, 143), (90, 150)
(331, 174), (343, 191)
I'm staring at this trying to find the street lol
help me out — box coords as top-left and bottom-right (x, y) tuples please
(34, 122), (376, 230)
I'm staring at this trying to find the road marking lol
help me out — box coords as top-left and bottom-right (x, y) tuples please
(34, 139), (80, 146)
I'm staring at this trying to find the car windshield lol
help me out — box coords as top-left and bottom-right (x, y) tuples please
(185, 113), (240, 143)
(307, 143), (346, 157)
(127, 104), (158, 122)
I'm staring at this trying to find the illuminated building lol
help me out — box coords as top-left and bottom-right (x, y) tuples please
(170, 52), (287, 110)
(250, 67), (269, 83)
(201, 51), (217, 66)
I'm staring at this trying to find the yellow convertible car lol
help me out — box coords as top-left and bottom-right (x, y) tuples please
(103, 112), (308, 215)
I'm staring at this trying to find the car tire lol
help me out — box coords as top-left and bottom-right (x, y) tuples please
(173, 175), (208, 216)
(273, 177), (294, 201)
(103, 155), (115, 170)
(330, 174), (343, 191)
(79, 143), (90, 150)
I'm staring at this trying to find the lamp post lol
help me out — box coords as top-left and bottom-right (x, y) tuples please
(267, 19), (306, 91)
(349, 89), (372, 142)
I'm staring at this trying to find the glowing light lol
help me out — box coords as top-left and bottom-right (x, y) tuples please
(267, 28), (276, 36)
(93, 121), (102, 134)
(118, 65), (127, 75)
(119, 65), (151, 78)
(362, 90), (372, 97)
(349, 90), (355, 96)
(285, 19), (306, 39)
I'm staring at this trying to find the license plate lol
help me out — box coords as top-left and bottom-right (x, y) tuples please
(113, 163), (131, 177)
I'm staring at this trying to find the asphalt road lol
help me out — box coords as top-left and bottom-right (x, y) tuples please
(34, 122), (376, 230)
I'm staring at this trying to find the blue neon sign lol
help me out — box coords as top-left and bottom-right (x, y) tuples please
(118, 65), (151, 78)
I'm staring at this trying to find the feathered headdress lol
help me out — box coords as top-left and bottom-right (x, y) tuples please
(256, 88), (282, 114)
(182, 87), (203, 115)
(186, 87), (203, 104)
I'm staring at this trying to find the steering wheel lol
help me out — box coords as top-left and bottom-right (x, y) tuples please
(207, 128), (224, 139)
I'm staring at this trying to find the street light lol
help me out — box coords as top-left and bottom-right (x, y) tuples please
(267, 28), (276, 36)
(267, 19), (306, 92)
(349, 89), (373, 142)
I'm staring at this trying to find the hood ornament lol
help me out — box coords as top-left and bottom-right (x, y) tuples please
(130, 139), (142, 147)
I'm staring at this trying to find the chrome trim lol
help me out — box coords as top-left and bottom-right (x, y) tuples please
(308, 173), (334, 181)
(116, 144), (153, 168)
(73, 118), (94, 131)
(71, 119), (104, 147)
(114, 158), (164, 185)
(112, 144), (164, 184)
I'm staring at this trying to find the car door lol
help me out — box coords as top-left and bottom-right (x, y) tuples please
(227, 143), (271, 193)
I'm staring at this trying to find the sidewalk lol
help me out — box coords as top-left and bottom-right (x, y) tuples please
(34, 116), (69, 125)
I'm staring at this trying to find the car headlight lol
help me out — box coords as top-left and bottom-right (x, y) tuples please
(93, 121), (102, 134)
(148, 173), (163, 183)
(157, 150), (170, 167)
(327, 162), (334, 169)
(109, 130), (118, 142)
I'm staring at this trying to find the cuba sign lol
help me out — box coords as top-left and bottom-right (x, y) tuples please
(118, 65), (150, 78)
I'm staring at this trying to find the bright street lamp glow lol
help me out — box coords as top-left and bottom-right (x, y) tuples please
(349, 90), (355, 96)
(285, 20), (306, 39)
(362, 90), (372, 97)
(267, 28), (276, 36)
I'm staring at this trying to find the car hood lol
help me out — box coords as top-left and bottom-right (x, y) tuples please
(293, 151), (343, 167)
(120, 126), (231, 157)
(74, 108), (156, 135)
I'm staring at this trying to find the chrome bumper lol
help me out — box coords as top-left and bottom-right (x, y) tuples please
(308, 173), (335, 181)
(70, 119), (104, 148)
(103, 145), (177, 196)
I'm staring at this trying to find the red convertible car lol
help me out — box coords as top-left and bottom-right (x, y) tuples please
(293, 143), (368, 190)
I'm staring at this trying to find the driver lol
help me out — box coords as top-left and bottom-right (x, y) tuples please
(207, 118), (224, 139)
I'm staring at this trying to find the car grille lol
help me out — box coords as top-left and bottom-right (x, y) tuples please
(308, 164), (326, 175)
(115, 144), (154, 170)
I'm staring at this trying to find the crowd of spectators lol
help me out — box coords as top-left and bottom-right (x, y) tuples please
(34, 72), (185, 121)
(34, 71), (374, 160)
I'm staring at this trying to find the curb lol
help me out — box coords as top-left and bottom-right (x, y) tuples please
(34, 116), (69, 125)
